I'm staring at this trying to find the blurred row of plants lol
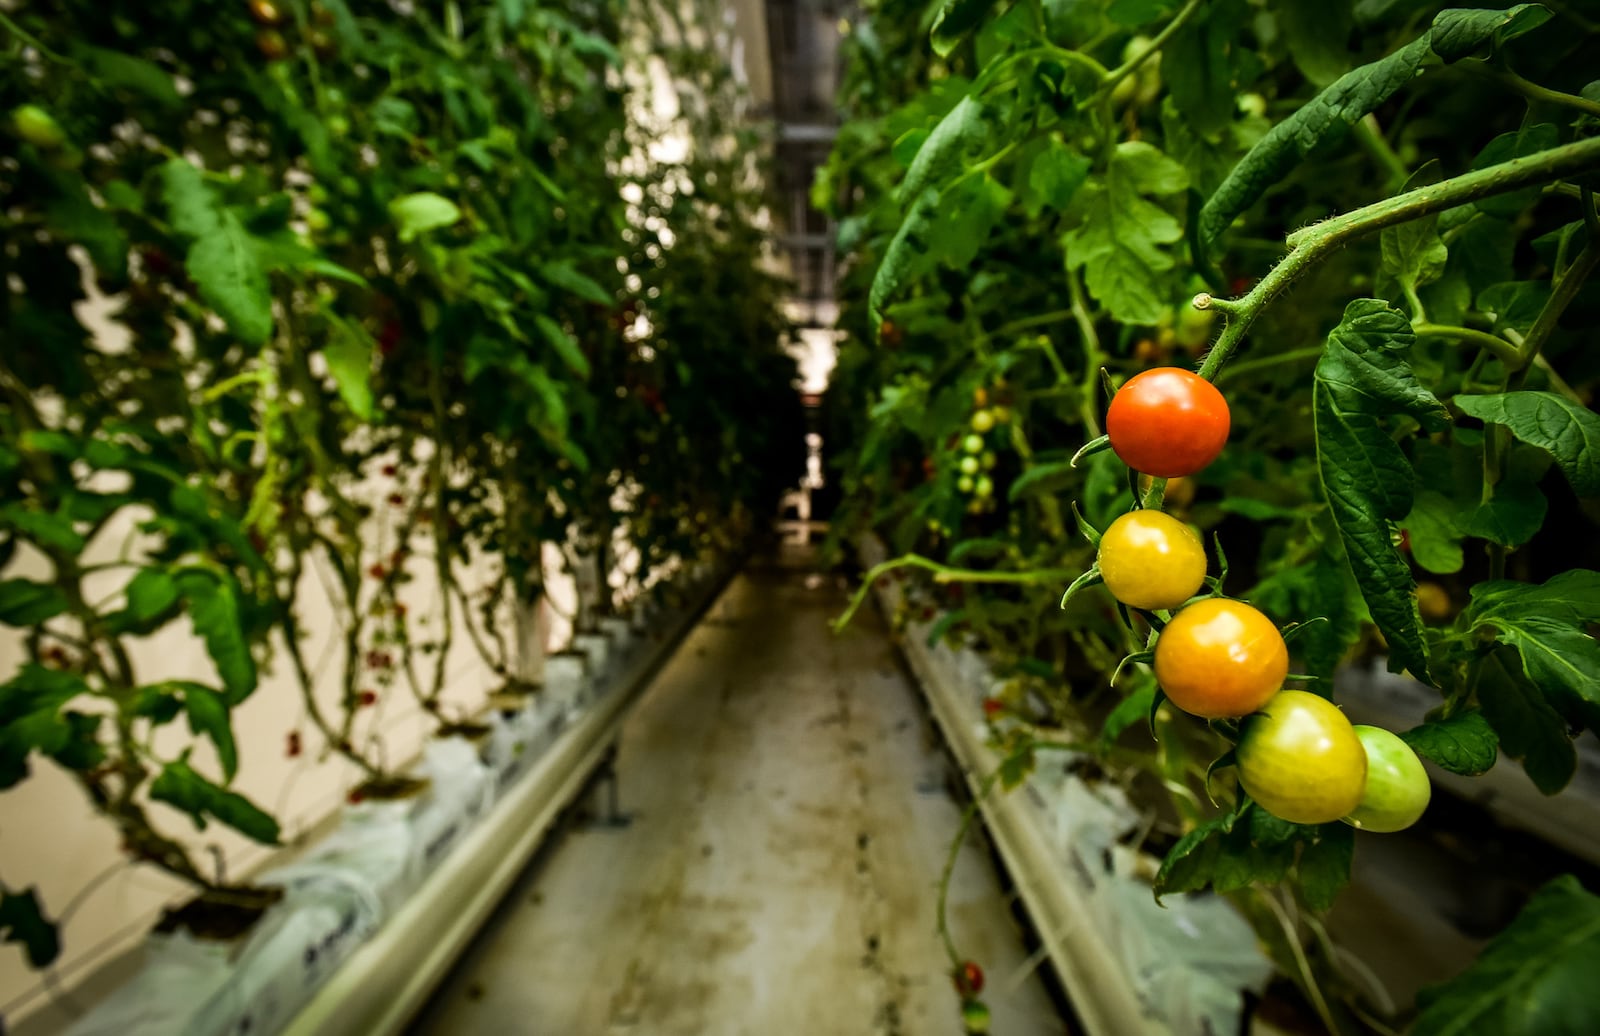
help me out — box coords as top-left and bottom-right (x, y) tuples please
(1, 0), (803, 971)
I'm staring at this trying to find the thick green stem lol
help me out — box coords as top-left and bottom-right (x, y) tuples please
(1412, 323), (1520, 367)
(1199, 135), (1600, 381)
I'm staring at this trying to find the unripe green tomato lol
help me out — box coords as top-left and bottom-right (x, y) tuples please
(1238, 92), (1267, 119)
(306, 208), (331, 233)
(970, 409), (995, 433)
(959, 455), (980, 476)
(962, 434), (984, 455)
(974, 475), (994, 499)
(957, 475), (974, 494)
(12, 104), (67, 149)
(980, 451), (996, 471)
(1343, 726), (1431, 832)
(1175, 303), (1216, 349)
(1097, 510), (1206, 611)
(1237, 691), (1367, 825)
(991, 405), (1011, 424)
(962, 1000), (991, 1034)
(326, 113), (350, 138)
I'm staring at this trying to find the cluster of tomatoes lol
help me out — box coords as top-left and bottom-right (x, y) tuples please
(950, 960), (989, 1033)
(248, 0), (337, 62)
(954, 389), (1010, 514)
(1096, 367), (1431, 831)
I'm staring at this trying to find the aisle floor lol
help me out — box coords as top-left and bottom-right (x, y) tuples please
(409, 549), (1067, 1035)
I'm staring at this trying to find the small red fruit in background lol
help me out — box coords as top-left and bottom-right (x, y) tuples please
(358, 690), (378, 707)
(953, 960), (985, 996)
(981, 698), (1004, 720)
(286, 731), (302, 757)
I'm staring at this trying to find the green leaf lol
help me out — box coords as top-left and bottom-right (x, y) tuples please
(1413, 875), (1600, 1036)
(1461, 483), (1547, 547)
(996, 742), (1035, 790)
(46, 188), (129, 282)
(1313, 300), (1447, 681)
(930, 0), (1002, 58)
(1381, 163), (1448, 292)
(187, 211), (273, 345)
(1428, 4), (1553, 62)
(1455, 392), (1600, 498)
(1107, 0), (1174, 26)
(0, 666), (91, 789)
(1006, 460), (1078, 504)
(173, 570), (257, 703)
(1023, 137), (1092, 218)
(73, 44), (180, 106)
(925, 609), (967, 647)
(389, 192), (462, 241)
(1401, 711), (1498, 776)
(179, 683), (238, 780)
(0, 579), (70, 627)
(1471, 124), (1561, 218)
(1470, 569), (1600, 626)
(1062, 141), (1189, 325)
(535, 314), (592, 379)
(925, 175), (1011, 269)
(1100, 677), (1157, 747)
(1273, 0), (1355, 86)
(1161, 0), (1248, 136)
(1475, 648), (1576, 794)
(324, 330), (375, 421)
(1402, 491), (1464, 574)
(1297, 822), (1355, 911)
(106, 567), (181, 635)
(1153, 808), (1240, 900)
(538, 259), (612, 306)
(1477, 280), (1551, 337)
(0, 504), (86, 554)
(1198, 5), (1554, 253)
(899, 95), (989, 204)
(150, 756), (279, 845)
(870, 188), (941, 328)
(0, 887), (60, 968)
(1249, 534), (1366, 684)
(159, 158), (221, 239)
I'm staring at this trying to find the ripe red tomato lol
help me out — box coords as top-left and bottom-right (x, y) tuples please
(1105, 367), (1230, 477)
(1096, 510), (1207, 611)
(1343, 726), (1430, 832)
(1236, 691), (1367, 825)
(1152, 598), (1286, 718)
(952, 959), (985, 996)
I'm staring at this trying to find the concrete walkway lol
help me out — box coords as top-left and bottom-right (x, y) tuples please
(409, 549), (1067, 1035)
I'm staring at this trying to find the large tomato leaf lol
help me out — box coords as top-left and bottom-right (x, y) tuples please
(1312, 299), (1447, 682)
(869, 187), (941, 328)
(1401, 711), (1499, 776)
(150, 756), (280, 845)
(1061, 141), (1189, 325)
(1467, 572), (1600, 739)
(1197, 5), (1553, 253)
(1454, 392), (1600, 498)
(1413, 875), (1600, 1036)
(897, 93), (988, 205)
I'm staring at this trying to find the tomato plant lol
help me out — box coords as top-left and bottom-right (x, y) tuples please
(0, 0), (803, 989)
(823, 0), (1600, 1027)
(1236, 691), (1368, 826)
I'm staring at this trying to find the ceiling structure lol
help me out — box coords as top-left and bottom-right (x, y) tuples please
(726, 0), (847, 333)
